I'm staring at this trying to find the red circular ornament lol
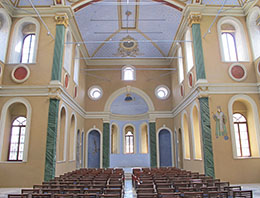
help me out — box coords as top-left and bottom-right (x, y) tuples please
(64, 74), (69, 88)
(188, 73), (193, 87)
(180, 84), (184, 97)
(14, 67), (28, 80)
(231, 65), (245, 79)
(74, 86), (78, 98)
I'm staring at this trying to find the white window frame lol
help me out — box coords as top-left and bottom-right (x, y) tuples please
(122, 65), (136, 81)
(178, 45), (184, 83)
(217, 16), (249, 62)
(185, 28), (194, 73)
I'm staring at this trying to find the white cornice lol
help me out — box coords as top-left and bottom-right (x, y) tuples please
(0, 82), (260, 121)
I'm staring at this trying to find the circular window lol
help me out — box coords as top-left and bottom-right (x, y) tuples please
(88, 86), (103, 100)
(155, 85), (170, 100)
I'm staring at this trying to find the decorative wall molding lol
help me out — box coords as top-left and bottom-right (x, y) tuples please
(0, 82), (259, 121)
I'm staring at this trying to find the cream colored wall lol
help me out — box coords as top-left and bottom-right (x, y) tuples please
(55, 101), (85, 176)
(0, 97), (49, 187)
(209, 94), (260, 183)
(85, 66), (172, 112)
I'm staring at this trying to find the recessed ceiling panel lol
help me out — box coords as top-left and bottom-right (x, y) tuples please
(18, 0), (54, 6)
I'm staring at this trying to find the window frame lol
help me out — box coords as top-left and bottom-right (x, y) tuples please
(20, 33), (36, 64)
(184, 28), (194, 73)
(122, 65), (136, 81)
(7, 116), (26, 161)
(233, 112), (251, 157)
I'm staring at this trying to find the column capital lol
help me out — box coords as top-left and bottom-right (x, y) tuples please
(188, 12), (202, 27)
(55, 13), (69, 27)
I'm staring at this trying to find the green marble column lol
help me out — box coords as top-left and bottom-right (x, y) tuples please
(51, 25), (65, 81)
(191, 21), (215, 177)
(44, 99), (60, 181)
(149, 122), (157, 168)
(199, 98), (215, 177)
(44, 21), (66, 180)
(103, 123), (110, 168)
(192, 23), (206, 80)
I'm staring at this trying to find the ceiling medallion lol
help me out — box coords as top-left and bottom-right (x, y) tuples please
(114, 35), (142, 57)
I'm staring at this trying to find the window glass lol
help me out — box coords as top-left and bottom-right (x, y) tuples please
(21, 34), (35, 63)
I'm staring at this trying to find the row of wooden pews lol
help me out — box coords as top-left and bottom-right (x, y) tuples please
(132, 167), (253, 198)
(8, 168), (124, 198)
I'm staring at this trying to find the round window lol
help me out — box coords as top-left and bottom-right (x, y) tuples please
(88, 86), (103, 100)
(155, 85), (170, 100)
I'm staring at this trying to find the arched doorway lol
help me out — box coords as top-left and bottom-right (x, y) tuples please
(87, 130), (100, 168)
(159, 129), (172, 167)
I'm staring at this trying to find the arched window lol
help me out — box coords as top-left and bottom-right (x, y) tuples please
(140, 123), (148, 154)
(0, 98), (31, 162)
(57, 107), (66, 161)
(229, 96), (260, 158)
(69, 114), (76, 160)
(182, 113), (190, 159)
(8, 116), (26, 161)
(218, 17), (249, 62)
(184, 29), (194, 73)
(9, 17), (40, 64)
(111, 124), (119, 154)
(0, 8), (12, 63)
(191, 105), (202, 159)
(64, 29), (73, 74)
(233, 113), (251, 157)
(20, 34), (36, 63)
(178, 46), (184, 83)
(125, 126), (134, 154)
(122, 65), (136, 81)
(73, 46), (80, 85)
(247, 6), (260, 60)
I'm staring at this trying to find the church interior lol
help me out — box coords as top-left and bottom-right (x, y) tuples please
(0, 0), (260, 196)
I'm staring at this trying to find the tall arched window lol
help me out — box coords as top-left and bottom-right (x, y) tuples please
(191, 105), (202, 159)
(247, 6), (260, 60)
(111, 124), (119, 154)
(0, 8), (12, 63)
(69, 114), (76, 160)
(178, 46), (184, 83)
(185, 29), (194, 73)
(233, 113), (251, 157)
(140, 123), (148, 154)
(8, 116), (26, 161)
(20, 34), (36, 63)
(125, 126), (134, 154)
(57, 107), (66, 161)
(229, 96), (260, 158)
(182, 113), (190, 159)
(122, 65), (136, 81)
(0, 99), (31, 162)
(73, 46), (80, 85)
(218, 17), (249, 62)
(64, 29), (73, 74)
(9, 17), (40, 64)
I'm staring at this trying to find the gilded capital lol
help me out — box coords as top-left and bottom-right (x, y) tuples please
(55, 13), (69, 27)
(188, 12), (201, 27)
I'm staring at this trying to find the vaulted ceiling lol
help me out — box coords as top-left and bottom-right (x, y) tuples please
(4, 0), (248, 65)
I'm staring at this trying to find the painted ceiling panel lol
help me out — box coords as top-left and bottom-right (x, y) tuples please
(110, 93), (149, 115)
(94, 30), (163, 57)
(202, 0), (240, 5)
(138, 4), (182, 55)
(18, 0), (54, 6)
(75, 0), (119, 56)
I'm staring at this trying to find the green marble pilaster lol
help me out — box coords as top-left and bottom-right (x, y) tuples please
(199, 97), (215, 178)
(44, 99), (60, 181)
(51, 25), (65, 81)
(192, 23), (206, 80)
(149, 122), (157, 168)
(103, 123), (110, 168)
